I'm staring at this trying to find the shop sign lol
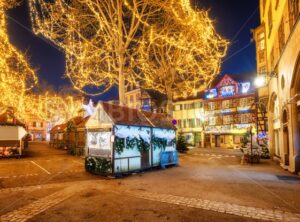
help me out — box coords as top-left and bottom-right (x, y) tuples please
(237, 106), (251, 112)
(221, 108), (236, 114)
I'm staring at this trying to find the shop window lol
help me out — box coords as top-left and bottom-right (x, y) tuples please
(224, 135), (231, 144)
(223, 115), (233, 125)
(234, 136), (241, 144)
(209, 117), (216, 126)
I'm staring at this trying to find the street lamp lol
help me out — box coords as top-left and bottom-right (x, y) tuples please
(254, 75), (267, 88)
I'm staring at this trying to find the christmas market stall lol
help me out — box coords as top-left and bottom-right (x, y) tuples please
(0, 111), (27, 157)
(49, 123), (67, 148)
(85, 102), (178, 176)
(66, 116), (90, 156)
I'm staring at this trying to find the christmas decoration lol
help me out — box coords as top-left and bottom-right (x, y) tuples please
(29, 0), (228, 107)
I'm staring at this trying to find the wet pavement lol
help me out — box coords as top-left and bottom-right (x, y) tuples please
(0, 143), (300, 221)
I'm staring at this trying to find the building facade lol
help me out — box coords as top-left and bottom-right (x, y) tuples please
(26, 118), (48, 141)
(254, 0), (300, 173)
(125, 86), (166, 113)
(173, 95), (205, 147)
(203, 75), (256, 149)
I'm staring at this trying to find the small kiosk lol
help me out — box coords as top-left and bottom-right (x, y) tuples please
(0, 111), (27, 157)
(85, 102), (178, 175)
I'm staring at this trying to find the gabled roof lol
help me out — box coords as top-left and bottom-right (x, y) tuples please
(76, 116), (90, 128)
(101, 102), (176, 129)
(50, 123), (67, 133)
(0, 111), (25, 127)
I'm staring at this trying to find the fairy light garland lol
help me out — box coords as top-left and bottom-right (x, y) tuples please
(28, 0), (228, 103)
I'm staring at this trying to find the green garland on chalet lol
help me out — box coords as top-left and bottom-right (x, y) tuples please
(115, 135), (176, 155)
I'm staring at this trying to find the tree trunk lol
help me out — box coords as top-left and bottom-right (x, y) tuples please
(117, 0), (125, 105)
(166, 87), (173, 116)
(118, 62), (125, 105)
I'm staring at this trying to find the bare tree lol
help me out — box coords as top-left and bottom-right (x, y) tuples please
(29, 0), (161, 104)
(135, 0), (228, 114)
(0, 0), (38, 118)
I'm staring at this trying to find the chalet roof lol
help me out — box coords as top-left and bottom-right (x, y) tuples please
(50, 123), (67, 133)
(0, 111), (25, 127)
(76, 116), (90, 128)
(101, 102), (176, 129)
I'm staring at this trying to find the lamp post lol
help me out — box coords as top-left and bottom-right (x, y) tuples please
(253, 72), (277, 155)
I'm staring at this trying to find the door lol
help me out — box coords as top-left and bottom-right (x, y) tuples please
(283, 126), (290, 166)
(141, 150), (150, 169)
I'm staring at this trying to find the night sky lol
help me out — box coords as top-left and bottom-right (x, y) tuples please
(6, 0), (259, 101)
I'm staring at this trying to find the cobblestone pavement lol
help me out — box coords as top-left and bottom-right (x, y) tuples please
(0, 184), (84, 222)
(119, 189), (300, 222)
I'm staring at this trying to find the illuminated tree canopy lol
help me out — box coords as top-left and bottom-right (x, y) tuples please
(135, 0), (228, 112)
(29, 0), (163, 104)
(0, 0), (38, 118)
(29, 0), (228, 108)
(0, 0), (82, 123)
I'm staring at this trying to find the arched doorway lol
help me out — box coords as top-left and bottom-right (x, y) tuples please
(282, 110), (289, 166)
(269, 93), (280, 157)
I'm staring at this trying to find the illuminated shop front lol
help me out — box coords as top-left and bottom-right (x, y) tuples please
(203, 74), (256, 148)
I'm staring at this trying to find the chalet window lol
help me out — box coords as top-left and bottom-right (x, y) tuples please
(268, 3), (273, 37)
(278, 18), (285, 55)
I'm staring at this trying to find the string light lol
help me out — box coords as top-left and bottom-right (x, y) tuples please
(135, 0), (229, 105)
(0, 1), (82, 124)
(28, 0), (228, 107)
(0, 0), (38, 120)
